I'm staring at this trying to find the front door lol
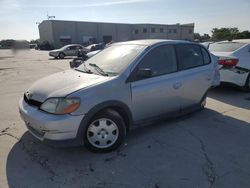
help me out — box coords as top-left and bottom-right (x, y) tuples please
(130, 45), (181, 122)
(66, 46), (77, 56)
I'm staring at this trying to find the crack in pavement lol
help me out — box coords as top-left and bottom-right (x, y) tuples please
(182, 127), (217, 188)
(19, 141), (57, 181)
(1, 125), (57, 181)
(0, 126), (20, 141)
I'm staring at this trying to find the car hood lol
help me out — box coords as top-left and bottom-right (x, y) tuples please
(26, 70), (111, 102)
(50, 49), (61, 53)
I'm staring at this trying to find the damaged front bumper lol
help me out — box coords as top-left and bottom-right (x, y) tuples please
(19, 99), (84, 145)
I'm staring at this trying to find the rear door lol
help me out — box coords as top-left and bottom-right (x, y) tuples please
(175, 44), (213, 109)
(130, 45), (181, 122)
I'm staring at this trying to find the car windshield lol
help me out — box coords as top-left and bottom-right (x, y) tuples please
(209, 42), (246, 52)
(76, 44), (146, 76)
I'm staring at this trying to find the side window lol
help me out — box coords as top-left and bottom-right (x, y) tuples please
(176, 44), (203, 70)
(201, 47), (211, 65)
(69, 46), (77, 50)
(137, 45), (177, 78)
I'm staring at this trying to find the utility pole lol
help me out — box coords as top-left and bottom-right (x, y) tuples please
(47, 12), (55, 20)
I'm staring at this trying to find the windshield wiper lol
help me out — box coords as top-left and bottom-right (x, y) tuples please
(75, 64), (92, 74)
(89, 63), (108, 76)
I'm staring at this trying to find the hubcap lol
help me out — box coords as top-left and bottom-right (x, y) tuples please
(87, 118), (119, 149)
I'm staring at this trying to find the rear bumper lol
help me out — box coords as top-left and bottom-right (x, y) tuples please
(220, 68), (249, 87)
(19, 99), (84, 146)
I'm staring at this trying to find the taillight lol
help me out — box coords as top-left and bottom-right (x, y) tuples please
(218, 58), (238, 67)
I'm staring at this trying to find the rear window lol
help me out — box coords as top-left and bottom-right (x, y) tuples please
(209, 42), (245, 52)
(201, 48), (211, 64)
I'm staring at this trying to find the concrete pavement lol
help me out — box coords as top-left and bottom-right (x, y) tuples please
(0, 49), (250, 188)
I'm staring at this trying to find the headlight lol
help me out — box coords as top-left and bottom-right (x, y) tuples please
(40, 98), (80, 115)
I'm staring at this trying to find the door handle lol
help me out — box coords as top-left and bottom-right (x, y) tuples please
(173, 82), (182, 89)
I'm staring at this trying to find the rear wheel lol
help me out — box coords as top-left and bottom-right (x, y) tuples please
(58, 53), (65, 59)
(84, 110), (126, 152)
(200, 94), (207, 109)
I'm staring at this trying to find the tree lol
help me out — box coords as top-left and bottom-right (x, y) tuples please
(240, 30), (250, 39)
(211, 27), (250, 41)
(194, 33), (211, 42)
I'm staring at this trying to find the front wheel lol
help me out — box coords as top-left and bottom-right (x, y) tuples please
(58, 52), (65, 59)
(84, 110), (126, 152)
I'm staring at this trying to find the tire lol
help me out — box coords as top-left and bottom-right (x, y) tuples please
(58, 52), (65, 59)
(84, 109), (126, 152)
(200, 94), (207, 109)
(243, 73), (250, 92)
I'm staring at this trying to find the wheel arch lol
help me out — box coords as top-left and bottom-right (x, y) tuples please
(58, 51), (65, 58)
(76, 100), (133, 144)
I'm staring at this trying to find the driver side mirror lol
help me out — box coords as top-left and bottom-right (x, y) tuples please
(137, 68), (152, 78)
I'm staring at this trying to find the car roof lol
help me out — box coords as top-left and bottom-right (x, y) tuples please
(114, 39), (192, 47)
(232, 39), (250, 44)
(215, 39), (250, 44)
(64, 44), (82, 47)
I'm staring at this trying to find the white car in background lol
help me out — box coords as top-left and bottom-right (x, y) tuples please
(209, 39), (250, 91)
(49, 44), (88, 59)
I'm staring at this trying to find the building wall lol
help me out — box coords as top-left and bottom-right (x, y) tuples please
(116, 24), (133, 42)
(39, 20), (194, 48)
(76, 22), (98, 44)
(51, 21), (77, 48)
(132, 24), (194, 41)
(148, 24), (168, 39)
(97, 23), (117, 42)
(38, 21), (54, 45)
(180, 25), (194, 40)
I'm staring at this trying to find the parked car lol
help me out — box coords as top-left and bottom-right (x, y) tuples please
(86, 43), (105, 52)
(209, 39), (250, 90)
(49, 44), (88, 59)
(69, 50), (101, 68)
(19, 40), (219, 152)
(201, 41), (214, 49)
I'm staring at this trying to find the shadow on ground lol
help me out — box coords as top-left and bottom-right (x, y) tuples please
(208, 86), (250, 110)
(49, 57), (75, 60)
(6, 108), (250, 188)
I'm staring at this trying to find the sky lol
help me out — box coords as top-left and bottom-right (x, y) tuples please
(0, 0), (250, 40)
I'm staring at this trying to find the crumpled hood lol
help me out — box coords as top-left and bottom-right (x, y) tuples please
(26, 70), (111, 102)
